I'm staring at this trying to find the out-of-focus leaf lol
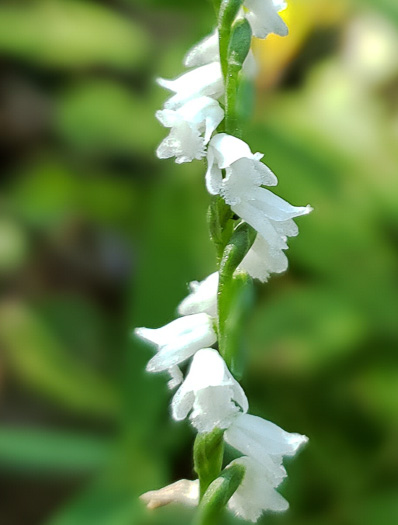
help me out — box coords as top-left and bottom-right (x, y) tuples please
(0, 0), (150, 68)
(47, 478), (145, 525)
(0, 301), (118, 417)
(0, 218), (29, 274)
(0, 427), (111, 475)
(56, 81), (162, 156)
(249, 287), (366, 376)
(351, 366), (398, 425)
(356, 0), (398, 27)
(10, 161), (138, 230)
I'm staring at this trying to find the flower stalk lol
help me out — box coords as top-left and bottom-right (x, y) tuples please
(137, 0), (311, 523)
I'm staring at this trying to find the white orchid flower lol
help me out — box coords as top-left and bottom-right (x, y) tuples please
(178, 271), (219, 318)
(156, 97), (224, 164)
(172, 348), (248, 433)
(227, 456), (289, 522)
(225, 413), (308, 475)
(134, 313), (217, 385)
(157, 62), (224, 110)
(244, 0), (288, 39)
(206, 133), (312, 281)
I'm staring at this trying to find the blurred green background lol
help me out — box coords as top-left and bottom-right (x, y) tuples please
(0, 0), (398, 524)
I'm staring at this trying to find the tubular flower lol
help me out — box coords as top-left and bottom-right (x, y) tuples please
(135, 313), (217, 379)
(206, 133), (312, 280)
(171, 348), (248, 433)
(184, 29), (257, 78)
(178, 271), (219, 317)
(244, 0), (288, 39)
(156, 97), (224, 164)
(227, 456), (289, 522)
(225, 413), (308, 474)
(157, 62), (224, 110)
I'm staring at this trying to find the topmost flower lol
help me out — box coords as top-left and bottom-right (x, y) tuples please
(244, 0), (288, 39)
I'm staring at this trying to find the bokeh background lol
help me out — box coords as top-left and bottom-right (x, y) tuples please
(1, 0), (398, 524)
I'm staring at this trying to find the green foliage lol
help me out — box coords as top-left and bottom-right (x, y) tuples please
(0, 0), (150, 68)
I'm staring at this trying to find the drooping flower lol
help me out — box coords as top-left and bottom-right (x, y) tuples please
(227, 456), (289, 522)
(225, 413), (308, 474)
(184, 29), (257, 78)
(178, 272), (219, 317)
(244, 0), (288, 39)
(206, 133), (312, 281)
(157, 62), (224, 110)
(140, 479), (199, 510)
(135, 313), (217, 380)
(172, 348), (248, 433)
(156, 97), (224, 164)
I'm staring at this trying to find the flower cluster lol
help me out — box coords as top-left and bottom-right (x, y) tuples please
(138, 1), (310, 522)
(136, 273), (307, 521)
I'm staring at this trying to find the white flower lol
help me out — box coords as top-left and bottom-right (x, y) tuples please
(135, 313), (217, 379)
(244, 0), (288, 39)
(206, 134), (312, 281)
(157, 62), (224, 110)
(156, 97), (224, 164)
(178, 272), (219, 317)
(227, 456), (289, 522)
(172, 348), (248, 433)
(225, 413), (308, 476)
(140, 479), (199, 510)
(238, 229), (288, 282)
(184, 29), (257, 78)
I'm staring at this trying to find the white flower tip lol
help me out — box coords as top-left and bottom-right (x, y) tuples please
(156, 77), (173, 90)
(304, 205), (313, 215)
(288, 433), (309, 454)
(134, 327), (148, 340)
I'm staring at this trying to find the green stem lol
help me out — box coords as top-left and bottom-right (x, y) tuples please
(225, 68), (239, 136)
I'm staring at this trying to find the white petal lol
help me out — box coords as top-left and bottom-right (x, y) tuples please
(249, 187), (312, 221)
(140, 479), (199, 509)
(184, 30), (219, 67)
(238, 233), (288, 282)
(225, 413), (309, 462)
(156, 122), (206, 163)
(155, 109), (180, 128)
(158, 63), (224, 110)
(167, 366), (184, 390)
(135, 313), (217, 373)
(208, 133), (254, 169)
(228, 457), (289, 522)
(244, 0), (288, 39)
(171, 349), (248, 432)
(190, 386), (240, 433)
(242, 50), (258, 79)
(205, 144), (224, 195)
(178, 272), (219, 317)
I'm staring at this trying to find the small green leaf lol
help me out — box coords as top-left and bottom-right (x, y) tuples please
(207, 196), (234, 263)
(0, 0), (150, 69)
(193, 463), (245, 525)
(0, 302), (118, 417)
(228, 19), (252, 71)
(194, 428), (225, 499)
